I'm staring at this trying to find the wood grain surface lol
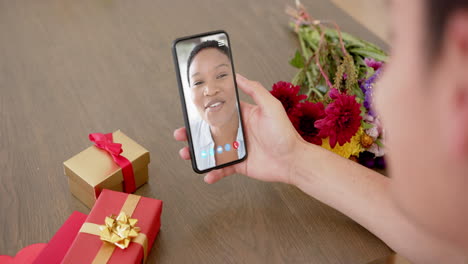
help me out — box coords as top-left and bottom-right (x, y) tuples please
(0, 0), (391, 263)
(330, 0), (389, 42)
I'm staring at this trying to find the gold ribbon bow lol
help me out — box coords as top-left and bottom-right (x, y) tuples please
(79, 194), (149, 264)
(99, 212), (141, 249)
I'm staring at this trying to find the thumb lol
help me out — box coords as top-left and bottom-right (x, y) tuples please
(236, 74), (275, 109)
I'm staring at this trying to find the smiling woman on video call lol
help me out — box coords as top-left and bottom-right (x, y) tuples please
(187, 40), (245, 170)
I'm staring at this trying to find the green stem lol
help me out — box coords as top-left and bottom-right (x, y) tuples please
(291, 69), (303, 86)
(305, 70), (323, 99)
(298, 31), (310, 61)
(309, 88), (324, 100)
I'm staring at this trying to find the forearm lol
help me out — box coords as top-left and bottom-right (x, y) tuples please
(290, 140), (463, 263)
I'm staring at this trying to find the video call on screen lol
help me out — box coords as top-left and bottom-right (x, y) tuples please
(175, 33), (246, 171)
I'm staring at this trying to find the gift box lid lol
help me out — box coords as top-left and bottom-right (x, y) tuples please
(63, 130), (150, 188)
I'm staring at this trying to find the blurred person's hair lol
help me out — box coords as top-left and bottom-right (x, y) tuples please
(187, 40), (230, 84)
(427, 0), (468, 54)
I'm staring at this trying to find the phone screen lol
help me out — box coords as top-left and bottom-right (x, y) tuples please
(173, 31), (247, 173)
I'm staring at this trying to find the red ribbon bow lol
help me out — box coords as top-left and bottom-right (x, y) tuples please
(89, 133), (136, 194)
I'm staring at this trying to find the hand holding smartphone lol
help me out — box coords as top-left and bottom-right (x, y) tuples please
(172, 30), (247, 173)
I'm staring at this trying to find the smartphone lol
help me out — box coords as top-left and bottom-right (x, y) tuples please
(172, 30), (248, 174)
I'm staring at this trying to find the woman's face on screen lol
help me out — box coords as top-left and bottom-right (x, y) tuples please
(188, 48), (237, 127)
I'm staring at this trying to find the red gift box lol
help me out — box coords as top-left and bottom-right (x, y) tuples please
(62, 189), (163, 263)
(0, 211), (87, 264)
(0, 244), (46, 264)
(33, 211), (88, 264)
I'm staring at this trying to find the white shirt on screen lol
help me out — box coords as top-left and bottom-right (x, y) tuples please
(191, 118), (246, 171)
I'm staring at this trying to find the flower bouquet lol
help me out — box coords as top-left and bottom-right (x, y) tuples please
(271, 1), (388, 169)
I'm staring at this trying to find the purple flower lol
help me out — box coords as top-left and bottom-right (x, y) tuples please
(358, 151), (386, 169)
(360, 68), (383, 117)
(358, 151), (376, 168)
(375, 156), (386, 169)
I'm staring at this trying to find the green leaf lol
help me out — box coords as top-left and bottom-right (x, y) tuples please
(359, 105), (366, 118)
(366, 67), (375, 78)
(361, 121), (374, 130)
(349, 48), (388, 62)
(354, 55), (366, 67)
(289, 50), (305, 69)
(375, 139), (384, 148)
(349, 82), (364, 100)
(317, 84), (328, 93)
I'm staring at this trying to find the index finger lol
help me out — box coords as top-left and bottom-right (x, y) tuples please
(236, 73), (273, 109)
(173, 127), (188, 141)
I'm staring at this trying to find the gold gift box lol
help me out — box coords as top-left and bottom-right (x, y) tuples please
(63, 130), (150, 208)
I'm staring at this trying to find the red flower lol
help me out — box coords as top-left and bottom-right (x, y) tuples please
(271, 81), (307, 113)
(315, 89), (362, 148)
(290, 102), (326, 145)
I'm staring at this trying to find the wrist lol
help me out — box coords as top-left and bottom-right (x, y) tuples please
(288, 136), (318, 187)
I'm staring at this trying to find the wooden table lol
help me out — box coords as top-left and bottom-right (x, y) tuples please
(0, 0), (391, 263)
(331, 0), (389, 43)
